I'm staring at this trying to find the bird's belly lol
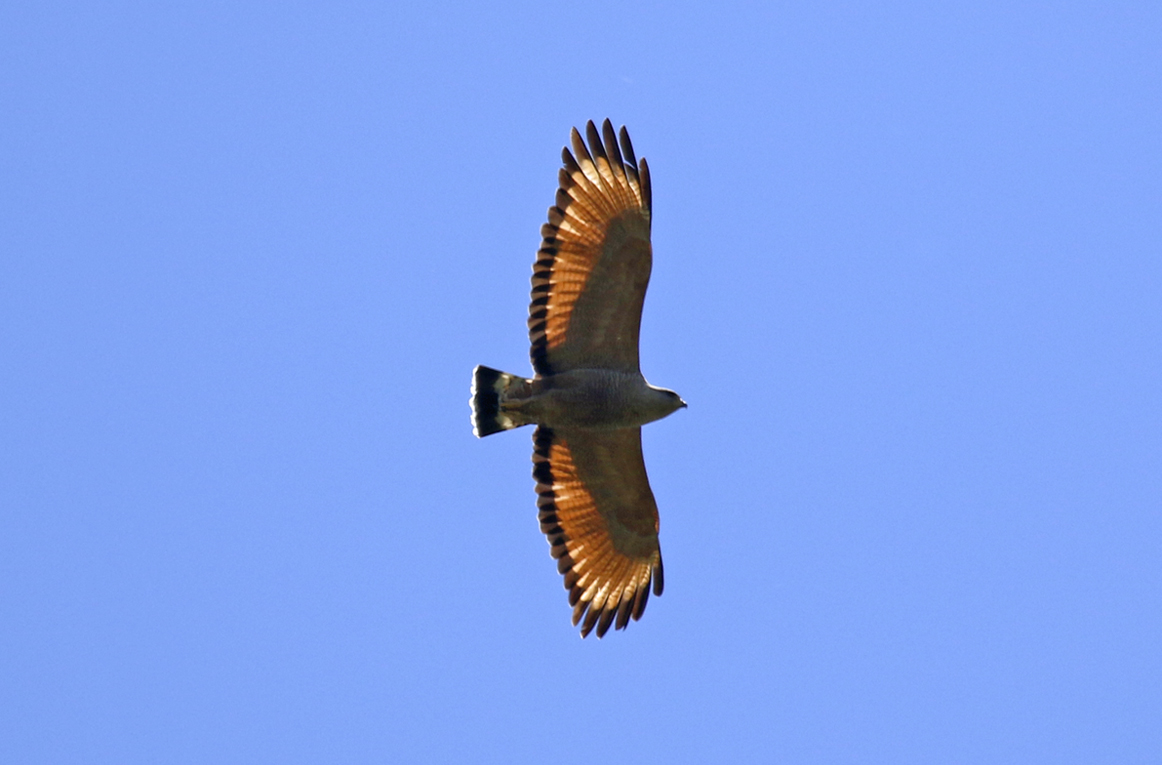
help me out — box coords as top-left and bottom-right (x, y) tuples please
(527, 370), (653, 429)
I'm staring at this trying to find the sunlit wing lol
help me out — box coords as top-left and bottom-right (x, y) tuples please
(532, 425), (664, 638)
(528, 119), (653, 376)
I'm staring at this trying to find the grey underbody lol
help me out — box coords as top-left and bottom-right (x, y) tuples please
(506, 368), (684, 430)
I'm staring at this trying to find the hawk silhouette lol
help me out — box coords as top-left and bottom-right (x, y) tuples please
(470, 120), (685, 638)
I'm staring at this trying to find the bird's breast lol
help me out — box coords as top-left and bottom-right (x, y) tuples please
(530, 369), (656, 429)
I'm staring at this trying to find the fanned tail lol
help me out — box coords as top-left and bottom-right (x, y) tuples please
(470, 365), (531, 437)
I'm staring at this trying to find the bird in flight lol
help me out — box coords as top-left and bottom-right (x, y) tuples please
(470, 120), (685, 638)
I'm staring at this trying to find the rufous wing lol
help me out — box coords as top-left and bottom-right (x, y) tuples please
(529, 120), (653, 376)
(532, 425), (664, 638)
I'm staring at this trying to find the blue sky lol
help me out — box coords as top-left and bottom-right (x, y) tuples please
(3, 1), (1160, 762)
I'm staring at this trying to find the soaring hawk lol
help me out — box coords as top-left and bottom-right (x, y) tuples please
(470, 120), (685, 638)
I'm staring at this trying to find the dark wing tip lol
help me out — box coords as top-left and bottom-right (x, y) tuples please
(580, 603), (602, 637)
(595, 607), (617, 638)
(639, 156), (652, 217)
(618, 125), (638, 167)
(614, 592), (634, 631)
(585, 121), (605, 161)
(602, 119), (623, 168)
(632, 578), (650, 621)
(570, 126), (592, 164)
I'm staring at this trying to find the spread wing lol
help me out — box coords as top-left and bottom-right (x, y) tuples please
(533, 425), (664, 638)
(528, 120), (653, 376)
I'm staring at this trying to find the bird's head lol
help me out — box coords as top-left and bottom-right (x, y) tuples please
(655, 387), (687, 417)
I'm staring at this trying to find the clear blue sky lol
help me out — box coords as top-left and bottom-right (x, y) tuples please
(3, 2), (1159, 762)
